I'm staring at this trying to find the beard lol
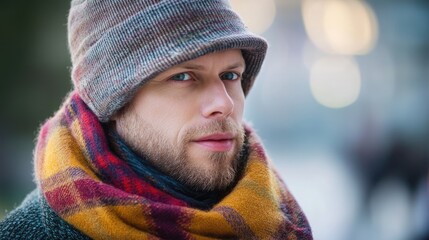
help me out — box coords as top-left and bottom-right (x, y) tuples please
(114, 109), (245, 191)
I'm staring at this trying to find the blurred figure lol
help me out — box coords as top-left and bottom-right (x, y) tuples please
(350, 114), (429, 240)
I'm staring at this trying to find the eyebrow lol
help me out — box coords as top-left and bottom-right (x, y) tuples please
(177, 61), (245, 70)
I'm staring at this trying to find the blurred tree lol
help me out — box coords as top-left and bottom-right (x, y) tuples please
(0, 1), (71, 136)
(0, 1), (71, 217)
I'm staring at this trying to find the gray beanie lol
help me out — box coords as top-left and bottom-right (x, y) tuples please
(68, 0), (268, 122)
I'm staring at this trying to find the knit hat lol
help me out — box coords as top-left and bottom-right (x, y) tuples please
(68, 0), (268, 122)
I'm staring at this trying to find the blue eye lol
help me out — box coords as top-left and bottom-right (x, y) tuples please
(171, 73), (192, 81)
(221, 72), (240, 81)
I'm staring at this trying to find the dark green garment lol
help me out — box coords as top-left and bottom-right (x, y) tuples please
(0, 190), (89, 240)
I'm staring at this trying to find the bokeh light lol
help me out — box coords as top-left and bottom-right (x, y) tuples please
(310, 56), (361, 108)
(230, 0), (276, 34)
(302, 0), (378, 55)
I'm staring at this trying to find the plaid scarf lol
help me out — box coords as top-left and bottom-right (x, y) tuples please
(34, 92), (312, 239)
(105, 126), (250, 210)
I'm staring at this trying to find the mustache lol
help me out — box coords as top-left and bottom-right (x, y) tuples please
(183, 120), (243, 141)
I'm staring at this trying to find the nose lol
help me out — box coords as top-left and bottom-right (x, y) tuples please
(201, 80), (234, 119)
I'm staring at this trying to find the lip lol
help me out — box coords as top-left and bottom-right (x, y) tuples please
(194, 133), (234, 141)
(192, 133), (235, 152)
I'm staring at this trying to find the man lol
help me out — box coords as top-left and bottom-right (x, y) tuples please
(1, 0), (312, 239)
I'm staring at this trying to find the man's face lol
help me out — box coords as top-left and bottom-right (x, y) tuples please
(114, 49), (246, 191)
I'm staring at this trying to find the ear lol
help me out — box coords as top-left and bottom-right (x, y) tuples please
(110, 110), (120, 121)
(111, 102), (131, 122)
(111, 113), (119, 121)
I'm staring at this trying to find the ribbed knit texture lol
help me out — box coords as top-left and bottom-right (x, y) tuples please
(17, 91), (312, 239)
(68, 0), (268, 122)
(0, 190), (89, 240)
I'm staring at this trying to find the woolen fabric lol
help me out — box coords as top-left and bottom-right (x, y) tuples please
(1, 92), (312, 239)
(0, 190), (89, 240)
(68, 0), (268, 122)
(105, 125), (251, 210)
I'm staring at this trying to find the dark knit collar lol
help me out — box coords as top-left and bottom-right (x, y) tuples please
(104, 124), (249, 210)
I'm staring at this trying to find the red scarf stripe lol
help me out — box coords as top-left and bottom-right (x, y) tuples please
(66, 92), (188, 206)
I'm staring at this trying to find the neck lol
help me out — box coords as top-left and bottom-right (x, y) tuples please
(104, 124), (249, 210)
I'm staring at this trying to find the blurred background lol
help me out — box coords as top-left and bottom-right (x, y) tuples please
(0, 0), (428, 239)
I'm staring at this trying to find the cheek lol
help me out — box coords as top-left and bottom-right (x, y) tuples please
(135, 95), (194, 141)
(230, 88), (245, 120)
